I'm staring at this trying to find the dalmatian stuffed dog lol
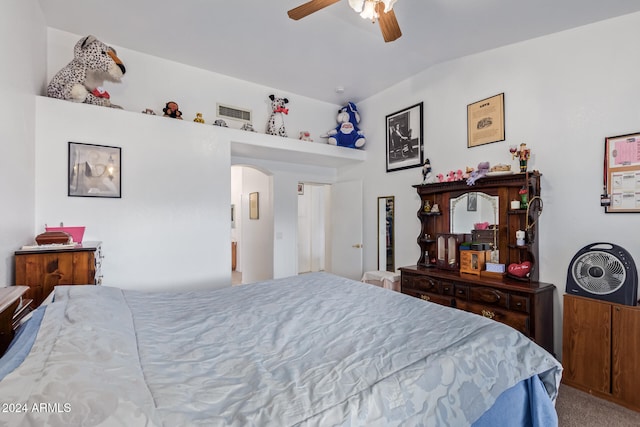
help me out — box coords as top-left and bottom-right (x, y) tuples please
(47, 35), (126, 108)
(266, 94), (289, 137)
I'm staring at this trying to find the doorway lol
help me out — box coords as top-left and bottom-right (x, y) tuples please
(231, 165), (273, 285)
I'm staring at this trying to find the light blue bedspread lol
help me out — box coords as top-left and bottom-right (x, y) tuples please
(0, 272), (562, 426)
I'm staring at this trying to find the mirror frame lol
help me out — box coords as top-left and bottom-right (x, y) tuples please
(377, 196), (395, 272)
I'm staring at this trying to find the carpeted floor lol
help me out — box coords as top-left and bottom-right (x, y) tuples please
(556, 384), (639, 426)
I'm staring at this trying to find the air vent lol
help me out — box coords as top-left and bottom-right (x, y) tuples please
(217, 103), (252, 123)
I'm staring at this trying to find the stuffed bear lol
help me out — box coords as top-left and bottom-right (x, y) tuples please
(266, 94), (289, 137)
(47, 35), (126, 108)
(326, 102), (365, 149)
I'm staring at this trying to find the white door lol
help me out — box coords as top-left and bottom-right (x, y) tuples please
(329, 180), (363, 280)
(298, 184), (327, 274)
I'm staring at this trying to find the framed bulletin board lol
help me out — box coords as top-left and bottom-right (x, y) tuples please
(604, 132), (640, 213)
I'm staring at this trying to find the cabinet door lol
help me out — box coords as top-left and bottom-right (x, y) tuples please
(562, 295), (611, 394)
(612, 304), (640, 409)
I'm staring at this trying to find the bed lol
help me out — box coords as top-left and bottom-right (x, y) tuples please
(0, 272), (562, 426)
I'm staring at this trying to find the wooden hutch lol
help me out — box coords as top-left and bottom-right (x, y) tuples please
(399, 171), (555, 354)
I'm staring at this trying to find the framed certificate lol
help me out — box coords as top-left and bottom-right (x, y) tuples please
(467, 93), (505, 148)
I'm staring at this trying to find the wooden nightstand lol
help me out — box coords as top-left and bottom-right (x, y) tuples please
(15, 241), (102, 308)
(0, 286), (30, 355)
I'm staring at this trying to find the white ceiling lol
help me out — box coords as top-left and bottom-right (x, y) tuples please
(38, 0), (640, 105)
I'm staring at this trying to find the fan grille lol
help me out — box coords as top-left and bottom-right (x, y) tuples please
(571, 250), (626, 295)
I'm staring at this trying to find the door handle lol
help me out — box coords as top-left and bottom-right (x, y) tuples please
(352, 244), (363, 248)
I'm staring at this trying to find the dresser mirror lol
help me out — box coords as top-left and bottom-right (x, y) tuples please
(450, 192), (499, 234)
(377, 196), (395, 272)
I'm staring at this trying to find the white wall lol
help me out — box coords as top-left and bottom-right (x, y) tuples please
(343, 11), (640, 356)
(0, 0), (46, 284)
(46, 29), (340, 144)
(35, 97), (231, 291)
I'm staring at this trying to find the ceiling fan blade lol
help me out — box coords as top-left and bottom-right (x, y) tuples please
(287, 0), (341, 20)
(376, 2), (402, 42)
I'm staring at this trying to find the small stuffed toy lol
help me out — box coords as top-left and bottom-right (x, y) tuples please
(163, 101), (182, 119)
(193, 113), (205, 123)
(241, 123), (256, 132)
(266, 94), (289, 137)
(47, 35), (126, 108)
(466, 161), (490, 185)
(299, 131), (313, 142)
(326, 102), (365, 149)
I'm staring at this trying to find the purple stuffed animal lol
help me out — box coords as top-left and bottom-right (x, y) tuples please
(466, 162), (490, 186)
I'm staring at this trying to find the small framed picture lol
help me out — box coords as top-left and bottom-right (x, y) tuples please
(386, 102), (424, 172)
(467, 192), (477, 211)
(68, 142), (121, 198)
(249, 192), (259, 220)
(297, 183), (304, 195)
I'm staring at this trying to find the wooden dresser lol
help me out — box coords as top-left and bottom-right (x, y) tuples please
(15, 241), (103, 308)
(400, 171), (555, 355)
(400, 266), (555, 354)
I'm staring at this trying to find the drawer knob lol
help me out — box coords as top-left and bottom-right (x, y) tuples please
(481, 309), (495, 319)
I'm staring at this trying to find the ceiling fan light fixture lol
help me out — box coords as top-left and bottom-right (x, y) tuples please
(348, 0), (397, 20)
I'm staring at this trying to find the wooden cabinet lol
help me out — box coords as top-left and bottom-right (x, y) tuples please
(562, 294), (640, 411)
(400, 266), (555, 354)
(15, 242), (103, 308)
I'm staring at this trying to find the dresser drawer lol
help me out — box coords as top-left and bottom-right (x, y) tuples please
(454, 284), (469, 300)
(457, 300), (530, 336)
(510, 294), (530, 313)
(402, 274), (454, 296)
(469, 286), (509, 309)
(413, 290), (454, 307)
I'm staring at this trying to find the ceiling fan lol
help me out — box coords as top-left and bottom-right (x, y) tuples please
(288, 0), (402, 43)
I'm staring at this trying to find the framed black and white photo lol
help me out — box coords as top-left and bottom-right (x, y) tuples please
(68, 142), (121, 198)
(467, 192), (477, 211)
(386, 102), (424, 172)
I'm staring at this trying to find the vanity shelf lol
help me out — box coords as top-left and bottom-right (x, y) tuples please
(412, 171), (542, 280)
(401, 171), (554, 354)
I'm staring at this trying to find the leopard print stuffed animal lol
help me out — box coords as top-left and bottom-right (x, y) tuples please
(266, 94), (289, 137)
(47, 35), (126, 108)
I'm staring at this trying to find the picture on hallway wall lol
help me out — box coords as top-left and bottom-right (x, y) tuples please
(386, 102), (424, 172)
(68, 142), (121, 198)
(467, 93), (505, 148)
(249, 192), (259, 219)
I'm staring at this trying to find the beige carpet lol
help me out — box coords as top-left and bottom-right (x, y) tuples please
(556, 384), (639, 426)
